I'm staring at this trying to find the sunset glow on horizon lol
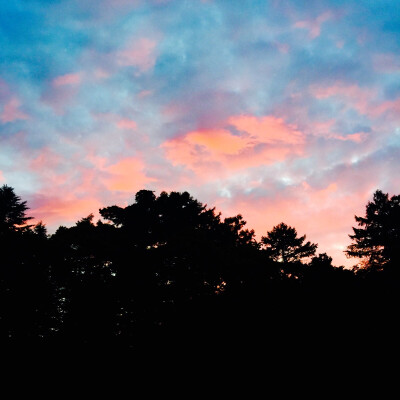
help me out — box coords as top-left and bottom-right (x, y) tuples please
(1, 0), (400, 268)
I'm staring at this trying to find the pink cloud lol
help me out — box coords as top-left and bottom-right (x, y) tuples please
(42, 75), (82, 114)
(308, 119), (336, 136)
(117, 38), (158, 73)
(332, 132), (366, 143)
(370, 98), (400, 118)
(373, 53), (400, 73)
(52, 73), (82, 87)
(31, 196), (103, 227)
(294, 11), (332, 39)
(0, 170), (4, 183)
(0, 79), (11, 100)
(228, 115), (304, 145)
(1, 97), (29, 123)
(86, 113), (150, 151)
(309, 120), (367, 142)
(137, 90), (153, 98)
(301, 181), (338, 203)
(311, 82), (377, 115)
(27, 152), (156, 228)
(216, 180), (374, 268)
(336, 40), (345, 49)
(276, 42), (290, 54)
(117, 119), (137, 130)
(29, 147), (63, 172)
(311, 82), (400, 122)
(312, 84), (372, 100)
(94, 68), (111, 80)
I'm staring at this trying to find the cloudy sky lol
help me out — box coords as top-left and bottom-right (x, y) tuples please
(1, 0), (400, 267)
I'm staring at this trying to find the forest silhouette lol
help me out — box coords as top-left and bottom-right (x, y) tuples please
(1, 184), (399, 352)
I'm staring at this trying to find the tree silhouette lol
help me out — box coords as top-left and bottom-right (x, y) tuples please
(261, 222), (317, 263)
(0, 184), (33, 233)
(2, 184), (399, 350)
(0, 185), (55, 342)
(309, 252), (333, 269)
(346, 189), (400, 270)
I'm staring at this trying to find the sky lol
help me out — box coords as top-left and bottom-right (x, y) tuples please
(1, 0), (400, 267)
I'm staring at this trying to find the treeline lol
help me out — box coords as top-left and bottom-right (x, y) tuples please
(1, 185), (399, 351)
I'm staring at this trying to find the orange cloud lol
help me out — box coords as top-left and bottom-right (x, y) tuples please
(102, 157), (155, 192)
(162, 115), (305, 179)
(188, 129), (248, 155)
(1, 97), (29, 123)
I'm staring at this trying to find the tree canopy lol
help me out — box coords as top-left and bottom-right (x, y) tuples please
(0, 184), (32, 232)
(346, 189), (400, 270)
(261, 222), (317, 263)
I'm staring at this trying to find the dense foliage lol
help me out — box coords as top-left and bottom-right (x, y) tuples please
(1, 185), (399, 351)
